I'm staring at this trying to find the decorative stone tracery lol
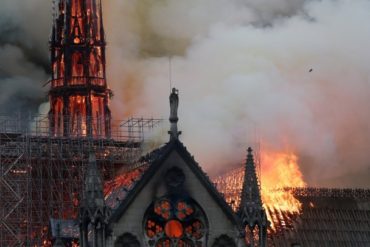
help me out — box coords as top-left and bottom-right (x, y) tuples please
(143, 196), (208, 247)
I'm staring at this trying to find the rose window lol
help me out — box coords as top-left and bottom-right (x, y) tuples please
(144, 197), (208, 247)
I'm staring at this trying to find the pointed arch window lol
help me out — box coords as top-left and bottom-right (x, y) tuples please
(71, 52), (84, 78)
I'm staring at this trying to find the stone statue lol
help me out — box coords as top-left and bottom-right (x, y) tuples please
(169, 88), (181, 140)
(169, 88), (179, 122)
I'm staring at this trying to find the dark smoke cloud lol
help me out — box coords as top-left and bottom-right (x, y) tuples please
(0, 0), (50, 114)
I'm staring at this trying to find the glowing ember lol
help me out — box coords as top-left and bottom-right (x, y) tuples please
(104, 166), (147, 197)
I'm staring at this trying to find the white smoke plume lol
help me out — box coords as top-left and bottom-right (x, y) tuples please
(1, 0), (370, 187)
(104, 0), (370, 187)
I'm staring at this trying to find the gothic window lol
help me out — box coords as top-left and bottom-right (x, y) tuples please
(71, 52), (84, 78)
(89, 48), (104, 79)
(211, 235), (237, 247)
(115, 233), (140, 247)
(143, 196), (208, 247)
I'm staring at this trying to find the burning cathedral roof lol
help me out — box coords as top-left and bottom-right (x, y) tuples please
(51, 138), (370, 246)
(214, 168), (370, 246)
(49, 143), (169, 240)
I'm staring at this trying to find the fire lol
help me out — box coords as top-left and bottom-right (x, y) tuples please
(260, 151), (306, 230)
(104, 166), (147, 196)
(213, 149), (307, 231)
(49, 0), (110, 138)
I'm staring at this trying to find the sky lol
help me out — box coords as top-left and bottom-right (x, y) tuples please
(1, 0), (370, 187)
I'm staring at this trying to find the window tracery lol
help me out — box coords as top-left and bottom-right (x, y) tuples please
(143, 196), (208, 247)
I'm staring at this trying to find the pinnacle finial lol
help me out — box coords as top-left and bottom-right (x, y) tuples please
(168, 88), (181, 140)
(239, 147), (262, 213)
(239, 147), (269, 245)
(80, 153), (110, 247)
(247, 147), (254, 160)
(83, 152), (105, 209)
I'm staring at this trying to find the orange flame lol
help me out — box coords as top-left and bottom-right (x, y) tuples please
(260, 151), (306, 230)
(104, 166), (146, 196)
(213, 149), (307, 231)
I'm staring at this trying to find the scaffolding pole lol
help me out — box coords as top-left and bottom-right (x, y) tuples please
(0, 114), (162, 246)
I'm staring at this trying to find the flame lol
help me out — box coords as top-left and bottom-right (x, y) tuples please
(104, 166), (147, 197)
(50, 0), (108, 138)
(102, 151), (306, 232)
(260, 151), (306, 230)
(213, 149), (307, 231)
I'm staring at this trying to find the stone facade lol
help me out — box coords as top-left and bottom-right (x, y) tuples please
(109, 143), (245, 247)
(52, 89), (268, 247)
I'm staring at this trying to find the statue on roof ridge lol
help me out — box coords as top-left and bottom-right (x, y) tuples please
(169, 88), (181, 140)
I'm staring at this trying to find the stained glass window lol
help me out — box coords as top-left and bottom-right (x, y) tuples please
(144, 196), (208, 247)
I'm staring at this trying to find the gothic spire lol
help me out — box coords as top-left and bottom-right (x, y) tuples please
(79, 153), (110, 247)
(49, 0), (111, 138)
(238, 148), (269, 247)
(239, 147), (262, 211)
(83, 153), (105, 209)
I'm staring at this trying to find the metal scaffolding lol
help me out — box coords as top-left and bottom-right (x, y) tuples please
(0, 114), (162, 246)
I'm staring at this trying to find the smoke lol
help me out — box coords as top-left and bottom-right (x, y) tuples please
(0, 0), (50, 114)
(1, 0), (370, 187)
(104, 0), (370, 187)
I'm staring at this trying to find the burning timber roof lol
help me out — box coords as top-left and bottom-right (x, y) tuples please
(51, 139), (240, 238)
(51, 143), (370, 246)
(269, 188), (370, 246)
(109, 138), (240, 225)
(49, 145), (167, 240)
(213, 163), (370, 246)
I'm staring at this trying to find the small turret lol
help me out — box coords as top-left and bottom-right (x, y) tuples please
(239, 148), (262, 211)
(79, 153), (110, 247)
(83, 153), (105, 209)
(238, 148), (269, 247)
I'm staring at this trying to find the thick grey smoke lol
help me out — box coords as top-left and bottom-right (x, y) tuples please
(104, 0), (370, 187)
(0, 0), (50, 114)
(1, 0), (370, 187)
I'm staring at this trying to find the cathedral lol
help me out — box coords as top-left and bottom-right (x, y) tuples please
(51, 89), (269, 247)
(9, 0), (369, 246)
(47, 1), (269, 245)
(5, 0), (370, 246)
